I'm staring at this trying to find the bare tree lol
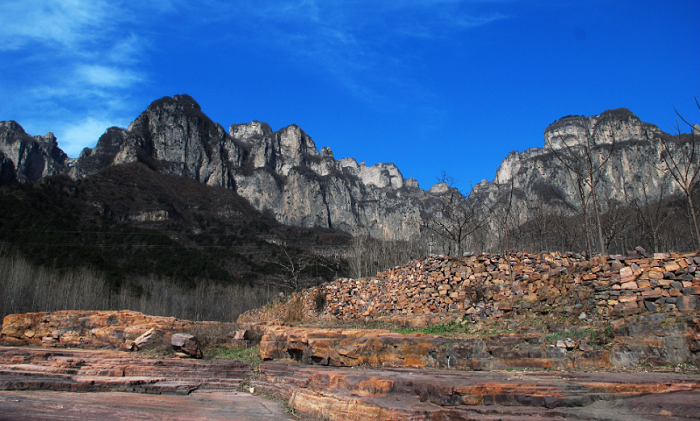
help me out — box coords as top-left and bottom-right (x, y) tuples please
(545, 118), (616, 255)
(625, 176), (673, 253)
(472, 175), (517, 279)
(523, 197), (554, 252)
(549, 178), (594, 257)
(653, 100), (700, 247)
(346, 235), (427, 278)
(600, 198), (631, 254)
(423, 172), (486, 256)
(491, 175), (516, 256)
(271, 244), (315, 292)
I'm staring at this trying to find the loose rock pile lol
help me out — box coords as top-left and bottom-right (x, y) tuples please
(245, 251), (700, 324)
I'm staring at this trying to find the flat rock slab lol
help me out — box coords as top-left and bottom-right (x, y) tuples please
(257, 362), (700, 420)
(0, 346), (251, 394)
(0, 390), (296, 421)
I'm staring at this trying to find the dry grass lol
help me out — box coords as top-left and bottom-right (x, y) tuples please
(189, 322), (238, 349)
(282, 295), (307, 324)
(0, 252), (280, 322)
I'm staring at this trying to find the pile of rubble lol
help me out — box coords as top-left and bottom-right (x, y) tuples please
(280, 250), (700, 323)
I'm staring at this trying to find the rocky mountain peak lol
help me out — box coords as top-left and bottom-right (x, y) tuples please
(0, 120), (27, 142)
(543, 108), (660, 152)
(0, 120), (67, 183)
(72, 127), (129, 178)
(63, 94), (426, 239)
(477, 106), (690, 251)
(429, 182), (450, 194)
(151, 93), (202, 112)
(229, 121), (273, 142)
(277, 124), (319, 158)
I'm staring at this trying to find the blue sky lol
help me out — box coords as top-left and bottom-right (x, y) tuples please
(1, 0), (698, 193)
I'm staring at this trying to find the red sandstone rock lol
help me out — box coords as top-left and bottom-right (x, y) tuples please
(254, 362), (700, 421)
(258, 312), (699, 371)
(171, 333), (202, 359)
(0, 310), (229, 351)
(0, 390), (294, 420)
(131, 327), (158, 351)
(231, 329), (246, 340)
(0, 346), (251, 392)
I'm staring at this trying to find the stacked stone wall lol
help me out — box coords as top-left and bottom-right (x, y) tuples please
(242, 251), (700, 324)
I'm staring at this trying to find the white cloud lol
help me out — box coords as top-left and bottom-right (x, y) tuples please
(108, 33), (145, 64)
(0, 0), (153, 157)
(222, 0), (508, 103)
(0, 0), (113, 51)
(76, 65), (143, 89)
(57, 117), (128, 157)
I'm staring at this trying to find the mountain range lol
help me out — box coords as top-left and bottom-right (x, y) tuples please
(2, 94), (698, 262)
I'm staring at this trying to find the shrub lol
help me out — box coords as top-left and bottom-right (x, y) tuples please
(312, 290), (326, 312)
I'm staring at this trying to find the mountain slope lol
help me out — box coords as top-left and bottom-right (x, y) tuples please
(0, 162), (350, 291)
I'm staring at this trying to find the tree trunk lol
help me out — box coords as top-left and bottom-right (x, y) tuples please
(590, 180), (607, 255)
(583, 211), (593, 258)
(687, 194), (700, 249)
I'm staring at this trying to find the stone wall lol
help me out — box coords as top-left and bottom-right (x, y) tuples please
(241, 250), (700, 325)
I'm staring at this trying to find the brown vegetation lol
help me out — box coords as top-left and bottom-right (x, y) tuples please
(0, 251), (280, 321)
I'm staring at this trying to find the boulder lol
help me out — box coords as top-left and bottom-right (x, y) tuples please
(171, 333), (202, 359)
(232, 329), (248, 340)
(130, 327), (159, 351)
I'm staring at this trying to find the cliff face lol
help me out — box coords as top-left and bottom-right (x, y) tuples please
(472, 108), (684, 211)
(72, 95), (235, 187)
(0, 121), (67, 183)
(227, 121), (425, 239)
(66, 95), (428, 240)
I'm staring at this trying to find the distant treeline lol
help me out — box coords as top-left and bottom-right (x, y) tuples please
(0, 249), (281, 321)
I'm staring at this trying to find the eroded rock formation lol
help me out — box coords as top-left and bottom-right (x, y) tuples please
(67, 95), (428, 239)
(257, 314), (700, 370)
(253, 362), (700, 420)
(1, 96), (694, 244)
(471, 109), (689, 225)
(0, 120), (68, 183)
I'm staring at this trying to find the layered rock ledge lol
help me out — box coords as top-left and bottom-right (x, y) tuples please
(2, 307), (700, 420)
(0, 346), (295, 420)
(253, 362), (700, 421)
(0, 346), (250, 394)
(0, 310), (228, 350)
(259, 313), (700, 370)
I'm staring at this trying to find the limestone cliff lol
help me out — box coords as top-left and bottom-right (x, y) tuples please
(0, 121), (68, 183)
(67, 95), (428, 240)
(471, 108), (685, 212)
(3, 95), (692, 246)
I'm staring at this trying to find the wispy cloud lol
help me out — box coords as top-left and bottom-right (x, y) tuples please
(0, 0), (113, 51)
(220, 0), (508, 104)
(59, 117), (129, 157)
(0, 0), (510, 157)
(0, 0), (156, 156)
(76, 65), (144, 89)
